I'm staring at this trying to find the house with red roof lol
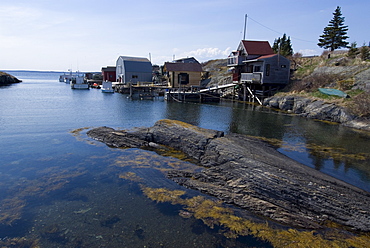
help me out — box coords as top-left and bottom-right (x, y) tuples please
(228, 40), (290, 99)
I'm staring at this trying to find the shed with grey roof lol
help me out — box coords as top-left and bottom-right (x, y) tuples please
(116, 56), (152, 84)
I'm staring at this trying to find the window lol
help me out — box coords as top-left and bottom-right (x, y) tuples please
(132, 75), (138, 79)
(281, 65), (287, 68)
(254, 66), (261, 72)
(178, 73), (189, 85)
(266, 64), (270, 76)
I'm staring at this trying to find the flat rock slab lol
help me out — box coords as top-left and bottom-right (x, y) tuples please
(87, 119), (370, 231)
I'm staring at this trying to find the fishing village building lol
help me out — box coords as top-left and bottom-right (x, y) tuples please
(101, 66), (116, 82)
(163, 57), (203, 88)
(116, 56), (153, 84)
(228, 40), (290, 102)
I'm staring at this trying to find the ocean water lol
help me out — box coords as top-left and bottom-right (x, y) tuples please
(0, 71), (369, 247)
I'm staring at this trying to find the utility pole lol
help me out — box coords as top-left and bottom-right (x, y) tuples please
(243, 14), (248, 40)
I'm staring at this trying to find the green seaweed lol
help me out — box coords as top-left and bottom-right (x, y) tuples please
(248, 135), (369, 161)
(0, 167), (86, 225)
(113, 149), (199, 173)
(140, 186), (370, 248)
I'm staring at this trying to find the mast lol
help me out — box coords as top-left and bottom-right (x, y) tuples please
(243, 14), (248, 40)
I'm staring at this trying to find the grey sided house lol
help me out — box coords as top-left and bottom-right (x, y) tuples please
(228, 40), (290, 100)
(116, 56), (152, 84)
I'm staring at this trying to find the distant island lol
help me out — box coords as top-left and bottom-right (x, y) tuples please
(0, 71), (22, 85)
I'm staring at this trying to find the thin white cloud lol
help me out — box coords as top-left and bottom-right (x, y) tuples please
(185, 47), (232, 60)
(298, 49), (321, 56)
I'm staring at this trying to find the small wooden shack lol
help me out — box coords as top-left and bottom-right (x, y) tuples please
(163, 59), (203, 88)
(101, 66), (116, 82)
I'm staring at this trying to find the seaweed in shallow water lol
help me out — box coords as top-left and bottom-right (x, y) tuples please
(140, 186), (370, 248)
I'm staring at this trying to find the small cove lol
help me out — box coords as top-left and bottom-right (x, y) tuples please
(0, 71), (369, 247)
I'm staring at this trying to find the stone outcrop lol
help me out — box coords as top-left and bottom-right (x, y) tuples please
(312, 65), (370, 92)
(0, 72), (22, 85)
(87, 120), (370, 231)
(263, 95), (370, 131)
(263, 95), (354, 123)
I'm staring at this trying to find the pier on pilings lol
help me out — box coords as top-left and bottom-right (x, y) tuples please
(164, 90), (221, 103)
(114, 83), (167, 99)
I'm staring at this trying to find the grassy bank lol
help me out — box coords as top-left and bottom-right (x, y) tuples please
(283, 51), (370, 118)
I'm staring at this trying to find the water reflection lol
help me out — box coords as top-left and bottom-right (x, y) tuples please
(165, 101), (202, 126)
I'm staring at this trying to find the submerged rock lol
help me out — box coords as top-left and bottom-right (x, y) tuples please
(87, 119), (370, 231)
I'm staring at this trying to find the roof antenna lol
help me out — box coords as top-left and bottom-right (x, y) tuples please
(243, 14), (248, 40)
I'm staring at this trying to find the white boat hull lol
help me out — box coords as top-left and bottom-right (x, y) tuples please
(70, 83), (89, 89)
(101, 88), (114, 93)
(101, 81), (114, 93)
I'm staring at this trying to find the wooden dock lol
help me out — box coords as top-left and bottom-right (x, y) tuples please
(113, 81), (278, 105)
(164, 90), (221, 102)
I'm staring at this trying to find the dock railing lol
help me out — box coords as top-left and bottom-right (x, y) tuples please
(241, 73), (262, 83)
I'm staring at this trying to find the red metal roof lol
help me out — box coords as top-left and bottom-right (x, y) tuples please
(257, 54), (277, 59)
(164, 62), (203, 72)
(241, 40), (274, 55)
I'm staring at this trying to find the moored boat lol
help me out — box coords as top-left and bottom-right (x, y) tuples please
(70, 73), (89, 89)
(101, 81), (114, 93)
(59, 70), (73, 83)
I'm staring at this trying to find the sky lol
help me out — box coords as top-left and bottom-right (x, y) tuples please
(1, 0), (369, 71)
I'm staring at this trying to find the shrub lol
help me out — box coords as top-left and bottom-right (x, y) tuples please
(348, 92), (370, 117)
(360, 45), (370, 61)
(337, 78), (355, 90)
(290, 73), (345, 92)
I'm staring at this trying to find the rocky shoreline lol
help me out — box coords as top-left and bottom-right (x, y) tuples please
(263, 95), (370, 131)
(87, 119), (370, 231)
(0, 72), (22, 85)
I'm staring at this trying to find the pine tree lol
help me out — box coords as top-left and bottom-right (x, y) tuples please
(360, 44), (370, 61)
(272, 38), (280, 53)
(348, 42), (359, 58)
(318, 6), (349, 51)
(272, 34), (293, 57)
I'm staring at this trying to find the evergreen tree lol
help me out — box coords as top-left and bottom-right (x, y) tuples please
(272, 38), (280, 53)
(348, 42), (359, 58)
(272, 34), (293, 57)
(318, 6), (349, 51)
(360, 43), (370, 61)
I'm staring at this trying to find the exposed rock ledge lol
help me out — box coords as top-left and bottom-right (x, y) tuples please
(0, 72), (22, 85)
(87, 119), (370, 231)
(263, 95), (370, 131)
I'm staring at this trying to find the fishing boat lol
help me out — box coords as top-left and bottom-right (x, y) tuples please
(101, 81), (114, 93)
(318, 88), (348, 98)
(59, 70), (73, 83)
(70, 73), (89, 89)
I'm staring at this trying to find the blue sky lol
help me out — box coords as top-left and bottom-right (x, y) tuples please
(1, 0), (369, 71)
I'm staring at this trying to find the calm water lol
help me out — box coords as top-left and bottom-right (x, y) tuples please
(0, 71), (369, 247)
